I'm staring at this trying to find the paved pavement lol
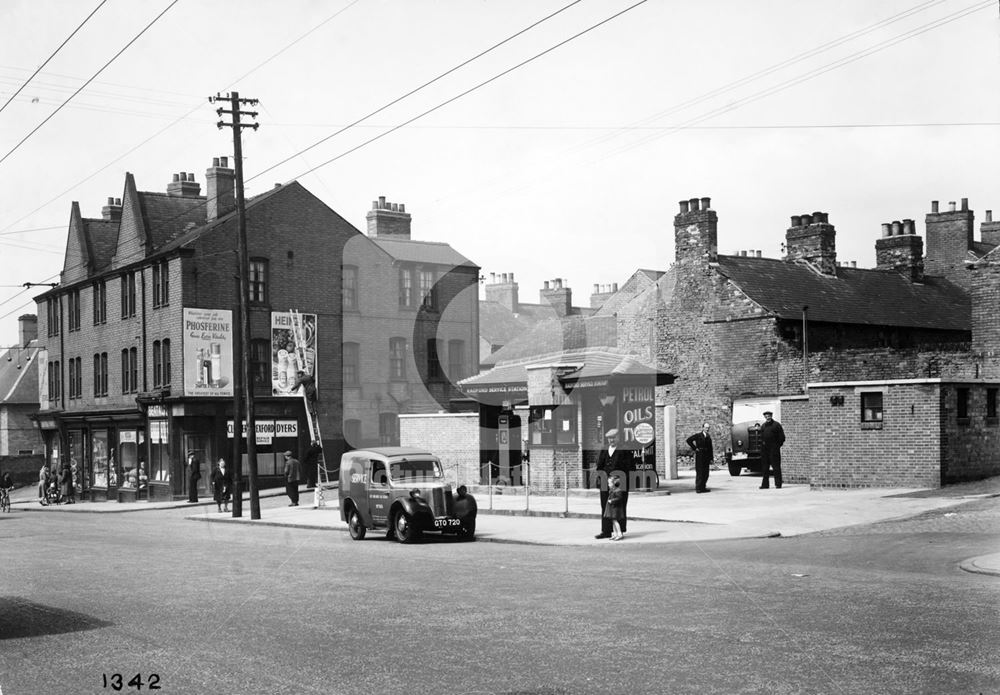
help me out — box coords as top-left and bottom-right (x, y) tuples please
(9, 468), (999, 567)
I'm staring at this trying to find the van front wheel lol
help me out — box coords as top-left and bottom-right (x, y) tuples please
(348, 509), (366, 540)
(394, 511), (420, 544)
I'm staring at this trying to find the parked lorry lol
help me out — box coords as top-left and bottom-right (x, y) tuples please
(725, 398), (780, 476)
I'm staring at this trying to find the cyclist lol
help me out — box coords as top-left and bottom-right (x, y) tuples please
(0, 470), (13, 512)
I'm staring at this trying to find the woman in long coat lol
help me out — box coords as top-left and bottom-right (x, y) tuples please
(210, 458), (231, 513)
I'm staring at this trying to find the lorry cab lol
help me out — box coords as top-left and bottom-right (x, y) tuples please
(339, 447), (475, 543)
(725, 398), (780, 476)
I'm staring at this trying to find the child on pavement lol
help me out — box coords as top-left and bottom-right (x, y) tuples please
(604, 475), (626, 541)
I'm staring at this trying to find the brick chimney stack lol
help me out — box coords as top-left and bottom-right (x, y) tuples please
(540, 278), (572, 317)
(785, 212), (837, 275)
(205, 157), (235, 221)
(674, 197), (717, 267)
(924, 198), (974, 289)
(981, 209), (1000, 247)
(18, 314), (37, 346)
(367, 196), (411, 239)
(101, 197), (122, 222)
(166, 171), (201, 198)
(875, 218), (924, 282)
(590, 283), (618, 308)
(485, 272), (519, 312)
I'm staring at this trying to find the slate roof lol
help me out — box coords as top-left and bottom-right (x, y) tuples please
(84, 219), (119, 271)
(461, 348), (673, 393)
(479, 301), (535, 348)
(715, 255), (970, 331)
(0, 342), (39, 404)
(137, 192), (208, 249)
(481, 314), (617, 367)
(371, 237), (476, 268)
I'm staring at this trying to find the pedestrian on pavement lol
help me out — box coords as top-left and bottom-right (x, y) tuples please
(59, 463), (74, 504)
(186, 452), (201, 503)
(283, 451), (302, 506)
(759, 411), (786, 489)
(303, 440), (323, 489)
(454, 484), (478, 537)
(211, 458), (232, 513)
(595, 429), (631, 539)
(686, 422), (714, 493)
(38, 464), (49, 503)
(604, 475), (626, 540)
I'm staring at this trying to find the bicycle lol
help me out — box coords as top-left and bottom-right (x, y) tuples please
(0, 486), (10, 513)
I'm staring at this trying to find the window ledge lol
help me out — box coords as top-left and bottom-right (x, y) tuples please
(957, 417), (971, 427)
(986, 417), (999, 427)
(860, 421), (883, 430)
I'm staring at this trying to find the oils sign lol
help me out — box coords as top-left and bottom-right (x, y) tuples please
(620, 384), (655, 469)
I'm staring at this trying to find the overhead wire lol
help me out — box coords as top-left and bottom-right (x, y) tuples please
(0, 0), (181, 167)
(0, 0), (108, 116)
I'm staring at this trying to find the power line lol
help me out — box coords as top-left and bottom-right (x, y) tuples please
(252, 0), (586, 182)
(0, 0), (180, 167)
(274, 0), (653, 184)
(0, 0), (108, 117)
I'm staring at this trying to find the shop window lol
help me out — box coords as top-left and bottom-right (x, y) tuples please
(389, 338), (406, 380)
(957, 387), (970, 425)
(860, 391), (883, 429)
(67, 430), (83, 494)
(148, 420), (169, 482)
(342, 265), (358, 311)
(529, 406), (577, 446)
(92, 429), (110, 488)
(379, 413), (399, 446)
(93, 280), (106, 325)
(448, 340), (465, 380)
(343, 342), (359, 386)
(249, 258), (268, 304)
(118, 429), (147, 490)
(987, 388), (998, 424)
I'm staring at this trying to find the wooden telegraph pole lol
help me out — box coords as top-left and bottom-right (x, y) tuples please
(210, 91), (262, 519)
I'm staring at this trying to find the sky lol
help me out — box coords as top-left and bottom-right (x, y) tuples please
(1, 0), (998, 349)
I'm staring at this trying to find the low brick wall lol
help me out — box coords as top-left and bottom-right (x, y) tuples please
(0, 454), (44, 487)
(778, 396), (810, 484)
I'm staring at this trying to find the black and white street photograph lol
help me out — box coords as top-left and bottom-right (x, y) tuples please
(1, 2), (998, 693)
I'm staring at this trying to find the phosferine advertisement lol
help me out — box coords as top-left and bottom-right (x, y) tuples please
(271, 311), (317, 397)
(183, 308), (234, 397)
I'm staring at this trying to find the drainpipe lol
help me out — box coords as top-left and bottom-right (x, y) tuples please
(140, 267), (148, 393)
(802, 305), (809, 393)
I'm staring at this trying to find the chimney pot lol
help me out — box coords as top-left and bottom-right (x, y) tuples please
(220, 156), (228, 167)
(891, 221), (902, 236)
(756, 251), (762, 258)
(902, 219), (914, 235)
(107, 197), (114, 205)
(399, 203), (405, 213)
(931, 200), (939, 213)
(372, 201), (378, 210)
(391, 203), (398, 212)
(881, 223), (891, 237)
(987, 210), (993, 223)
(612, 282), (618, 291)
(510, 273), (515, 282)
(173, 174), (180, 182)
(801, 214), (813, 226)
(812, 211), (824, 223)
(851, 261), (857, 268)
(679, 200), (690, 214)
(791, 216), (802, 227)
(213, 157), (220, 167)
(490, 273), (496, 283)
(689, 198), (700, 212)
(115, 198), (121, 205)
(502, 273), (508, 283)
(379, 196), (386, 209)
(949, 201), (957, 212)
(961, 197), (969, 211)
(700, 196), (711, 211)
(741, 250), (747, 256)
(593, 284), (600, 293)
(543, 281), (550, 290)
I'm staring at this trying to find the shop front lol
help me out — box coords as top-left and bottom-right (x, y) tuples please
(459, 350), (674, 493)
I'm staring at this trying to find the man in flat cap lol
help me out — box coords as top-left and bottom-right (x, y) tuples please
(759, 411), (785, 489)
(283, 450), (302, 506)
(595, 428), (631, 538)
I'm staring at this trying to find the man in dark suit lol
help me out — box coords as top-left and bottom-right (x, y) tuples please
(759, 410), (786, 489)
(686, 422), (713, 493)
(595, 429), (631, 538)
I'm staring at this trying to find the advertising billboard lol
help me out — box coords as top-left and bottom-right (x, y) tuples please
(271, 311), (317, 397)
(182, 308), (234, 397)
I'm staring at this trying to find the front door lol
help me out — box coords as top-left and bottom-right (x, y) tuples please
(184, 434), (212, 498)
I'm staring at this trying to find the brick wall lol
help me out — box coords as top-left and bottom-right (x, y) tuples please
(971, 261), (1000, 357)
(399, 413), (480, 486)
(1, 405), (43, 456)
(924, 205), (974, 290)
(777, 396), (810, 484)
(939, 383), (1000, 483)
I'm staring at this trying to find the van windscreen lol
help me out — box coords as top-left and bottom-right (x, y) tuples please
(389, 459), (442, 482)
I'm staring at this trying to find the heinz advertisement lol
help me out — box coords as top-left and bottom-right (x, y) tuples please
(182, 308), (234, 397)
(271, 311), (317, 397)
